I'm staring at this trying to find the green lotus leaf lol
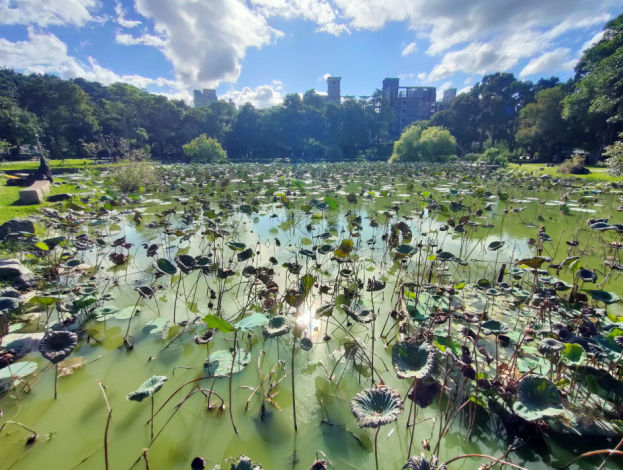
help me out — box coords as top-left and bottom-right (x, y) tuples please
(29, 296), (58, 307)
(204, 314), (237, 333)
(395, 244), (417, 256)
(126, 375), (168, 402)
(577, 268), (597, 283)
(74, 295), (98, 308)
(323, 196), (338, 210)
(156, 258), (177, 276)
(516, 257), (549, 269)
(227, 242), (246, 252)
(262, 315), (293, 338)
(487, 241), (505, 251)
(586, 290), (621, 305)
(561, 343), (585, 366)
(315, 302), (335, 318)
(512, 376), (563, 421)
(392, 340), (436, 380)
(350, 385), (404, 428)
(234, 313), (269, 332)
(539, 337), (563, 352)
(481, 320), (510, 336)
(237, 248), (254, 262)
(205, 349), (251, 376)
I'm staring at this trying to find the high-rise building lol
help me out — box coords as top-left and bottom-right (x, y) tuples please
(382, 78), (436, 139)
(443, 88), (457, 102)
(435, 87), (458, 113)
(193, 89), (217, 107)
(326, 77), (341, 105)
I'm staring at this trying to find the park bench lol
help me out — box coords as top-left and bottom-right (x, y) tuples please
(18, 180), (51, 204)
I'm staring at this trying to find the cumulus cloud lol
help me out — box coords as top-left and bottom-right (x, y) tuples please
(402, 42), (417, 56)
(272, 79), (284, 90)
(458, 85), (473, 95)
(0, 29), (185, 95)
(520, 47), (575, 77)
(0, 0), (99, 27)
(133, 0), (283, 89)
(221, 84), (283, 108)
(115, 0), (142, 28)
(251, 0), (349, 36)
(322, 73), (331, 81)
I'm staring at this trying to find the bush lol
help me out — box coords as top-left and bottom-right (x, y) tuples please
(389, 126), (455, 163)
(183, 134), (228, 163)
(477, 148), (508, 165)
(109, 160), (158, 193)
(604, 136), (623, 176)
(557, 155), (590, 175)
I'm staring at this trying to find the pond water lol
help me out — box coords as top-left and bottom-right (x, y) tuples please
(1, 163), (623, 470)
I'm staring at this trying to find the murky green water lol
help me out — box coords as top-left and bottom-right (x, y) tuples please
(1, 164), (623, 470)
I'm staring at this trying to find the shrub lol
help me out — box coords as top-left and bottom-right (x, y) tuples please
(557, 155), (590, 175)
(183, 134), (228, 163)
(477, 148), (508, 166)
(109, 160), (158, 193)
(389, 126), (455, 163)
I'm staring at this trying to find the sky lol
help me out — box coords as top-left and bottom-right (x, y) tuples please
(0, 0), (618, 108)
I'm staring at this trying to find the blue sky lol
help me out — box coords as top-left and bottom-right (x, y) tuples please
(0, 0), (618, 107)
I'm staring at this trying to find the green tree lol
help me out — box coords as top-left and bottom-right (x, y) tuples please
(390, 126), (455, 163)
(0, 97), (39, 159)
(183, 134), (229, 163)
(516, 86), (571, 161)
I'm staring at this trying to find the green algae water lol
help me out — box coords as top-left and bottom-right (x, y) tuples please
(1, 163), (623, 470)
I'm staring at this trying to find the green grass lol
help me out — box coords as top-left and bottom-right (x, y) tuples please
(0, 158), (123, 172)
(0, 182), (81, 226)
(507, 163), (623, 183)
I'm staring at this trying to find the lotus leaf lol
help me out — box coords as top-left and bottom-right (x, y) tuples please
(262, 315), (293, 338)
(512, 376), (563, 421)
(39, 331), (77, 364)
(481, 320), (510, 336)
(402, 454), (437, 470)
(350, 385), (404, 428)
(156, 258), (178, 275)
(342, 303), (375, 324)
(205, 348), (251, 376)
(234, 313), (269, 332)
(126, 375), (168, 402)
(392, 340), (436, 379)
(586, 290), (621, 305)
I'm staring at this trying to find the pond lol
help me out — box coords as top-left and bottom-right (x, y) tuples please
(1, 162), (623, 470)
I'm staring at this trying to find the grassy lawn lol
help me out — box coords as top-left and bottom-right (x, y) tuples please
(0, 158), (122, 172)
(507, 163), (623, 183)
(0, 181), (82, 226)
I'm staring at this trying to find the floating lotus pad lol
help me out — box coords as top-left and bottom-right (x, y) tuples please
(512, 376), (563, 421)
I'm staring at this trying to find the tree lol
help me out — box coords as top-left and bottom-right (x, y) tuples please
(0, 97), (40, 159)
(516, 86), (571, 161)
(603, 133), (623, 176)
(183, 134), (229, 163)
(389, 126), (455, 163)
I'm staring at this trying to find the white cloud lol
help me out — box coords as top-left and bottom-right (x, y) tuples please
(134, 0), (284, 89)
(322, 73), (331, 81)
(115, 0), (142, 28)
(221, 84), (283, 108)
(272, 79), (283, 90)
(0, 29), (185, 95)
(251, 0), (349, 36)
(520, 47), (574, 77)
(115, 32), (168, 47)
(0, 0), (99, 27)
(458, 86), (472, 95)
(436, 81), (453, 95)
(581, 31), (605, 53)
(417, 72), (428, 80)
(402, 42), (417, 56)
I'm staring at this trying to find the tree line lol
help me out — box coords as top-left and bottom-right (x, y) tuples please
(0, 12), (621, 164)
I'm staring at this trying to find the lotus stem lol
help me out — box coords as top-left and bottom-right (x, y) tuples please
(54, 363), (58, 399)
(229, 330), (238, 434)
(150, 395), (154, 440)
(104, 409), (112, 470)
(292, 319), (298, 431)
(374, 427), (380, 470)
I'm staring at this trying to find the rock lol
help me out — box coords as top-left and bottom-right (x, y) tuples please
(47, 193), (72, 202)
(0, 297), (20, 312)
(0, 219), (35, 240)
(0, 287), (21, 298)
(0, 259), (36, 291)
(540, 174), (551, 180)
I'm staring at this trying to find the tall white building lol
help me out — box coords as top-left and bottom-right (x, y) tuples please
(326, 77), (341, 104)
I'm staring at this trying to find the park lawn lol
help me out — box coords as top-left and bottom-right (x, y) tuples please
(0, 159), (125, 172)
(0, 181), (82, 227)
(507, 163), (623, 183)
